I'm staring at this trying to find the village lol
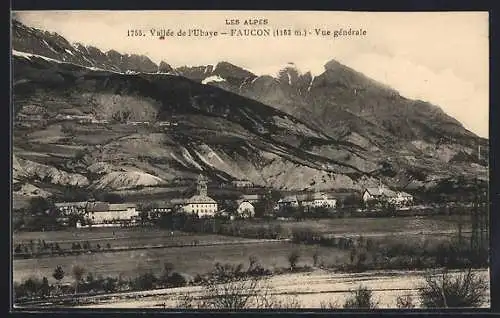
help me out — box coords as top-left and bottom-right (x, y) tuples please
(47, 174), (415, 229)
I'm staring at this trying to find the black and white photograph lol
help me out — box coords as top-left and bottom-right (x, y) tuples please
(11, 10), (490, 310)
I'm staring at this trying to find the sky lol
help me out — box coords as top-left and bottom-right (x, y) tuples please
(13, 11), (489, 138)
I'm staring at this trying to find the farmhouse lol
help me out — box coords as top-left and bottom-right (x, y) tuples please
(362, 187), (385, 202)
(86, 202), (138, 224)
(231, 179), (254, 188)
(277, 195), (300, 209)
(299, 192), (337, 209)
(182, 175), (218, 217)
(238, 194), (261, 203)
(151, 203), (173, 213)
(362, 187), (414, 207)
(54, 201), (88, 216)
(389, 191), (414, 206)
(236, 200), (255, 218)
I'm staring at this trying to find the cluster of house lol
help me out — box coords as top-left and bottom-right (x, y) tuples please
(362, 186), (414, 207)
(54, 201), (139, 228)
(275, 192), (338, 210)
(53, 175), (415, 228)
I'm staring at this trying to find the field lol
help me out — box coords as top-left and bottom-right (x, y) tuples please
(13, 214), (476, 285)
(233, 215), (471, 236)
(13, 241), (349, 284)
(13, 228), (253, 249)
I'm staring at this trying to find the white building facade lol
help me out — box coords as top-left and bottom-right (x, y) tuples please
(301, 193), (337, 209)
(182, 175), (218, 217)
(236, 200), (255, 218)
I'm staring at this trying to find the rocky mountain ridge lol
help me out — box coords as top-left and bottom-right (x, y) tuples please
(11, 19), (488, 204)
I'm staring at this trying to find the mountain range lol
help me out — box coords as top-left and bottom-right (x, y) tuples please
(11, 19), (488, 207)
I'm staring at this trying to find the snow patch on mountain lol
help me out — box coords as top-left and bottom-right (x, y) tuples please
(202, 75), (226, 85)
(13, 49), (58, 63)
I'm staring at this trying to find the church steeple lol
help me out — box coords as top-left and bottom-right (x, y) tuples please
(197, 174), (208, 196)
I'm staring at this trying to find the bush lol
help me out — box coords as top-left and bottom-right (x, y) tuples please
(343, 286), (378, 309)
(165, 272), (187, 288)
(288, 250), (301, 271)
(132, 272), (157, 290)
(417, 268), (488, 308)
(176, 262), (301, 309)
(396, 293), (415, 309)
(320, 299), (340, 309)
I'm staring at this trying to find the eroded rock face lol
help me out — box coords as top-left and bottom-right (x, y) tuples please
(11, 19), (487, 198)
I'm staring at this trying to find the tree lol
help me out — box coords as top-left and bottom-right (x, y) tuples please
(133, 272), (157, 290)
(52, 265), (65, 294)
(417, 268), (488, 308)
(163, 262), (175, 277)
(139, 210), (150, 225)
(29, 197), (54, 215)
(166, 272), (187, 288)
(288, 250), (301, 271)
(72, 265), (86, 295)
(343, 285), (379, 309)
(40, 277), (50, 298)
(312, 250), (321, 267)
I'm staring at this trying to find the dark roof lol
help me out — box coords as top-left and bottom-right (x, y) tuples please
(108, 203), (137, 211)
(239, 194), (261, 200)
(55, 201), (88, 208)
(86, 202), (110, 212)
(364, 188), (398, 197)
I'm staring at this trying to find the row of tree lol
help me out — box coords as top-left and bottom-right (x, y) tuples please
(14, 262), (187, 302)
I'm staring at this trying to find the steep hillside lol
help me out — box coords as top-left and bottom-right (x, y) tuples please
(11, 19), (488, 202)
(13, 51), (393, 195)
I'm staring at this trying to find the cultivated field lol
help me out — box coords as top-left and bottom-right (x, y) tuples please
(13, 215), (477, 286)
(236, 215), (471, 236)
(13, 228), (251, 249)
(13, 241), (349, 284)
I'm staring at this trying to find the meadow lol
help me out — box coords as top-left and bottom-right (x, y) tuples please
(13, 241), (349, 284)
(13, 214), (479, 286)
(231, 215), (471, 236)
(13, 228), (258, 254)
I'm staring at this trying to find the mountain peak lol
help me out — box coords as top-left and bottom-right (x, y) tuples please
(213, 61), (256, 79)
(324, 59), (348, 72)
(158, 61), (174, 73)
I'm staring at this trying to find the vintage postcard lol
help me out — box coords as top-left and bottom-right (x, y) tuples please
(11, 10), (490, 310)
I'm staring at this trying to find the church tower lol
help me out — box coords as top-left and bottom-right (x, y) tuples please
(197, 174), (208, 196)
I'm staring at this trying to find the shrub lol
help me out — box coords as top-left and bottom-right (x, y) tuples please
(176, 262), (301, 309)
(52, 265), (65, 283)
(132, 272), (157, 290)
(165, 272), (187, 288)
(396, 293), (416, 309)
(288, 250), (301, 271)
(417, 268), (488, 308)
(343, 285), (378, 309)
(320, 299), (340, 309)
